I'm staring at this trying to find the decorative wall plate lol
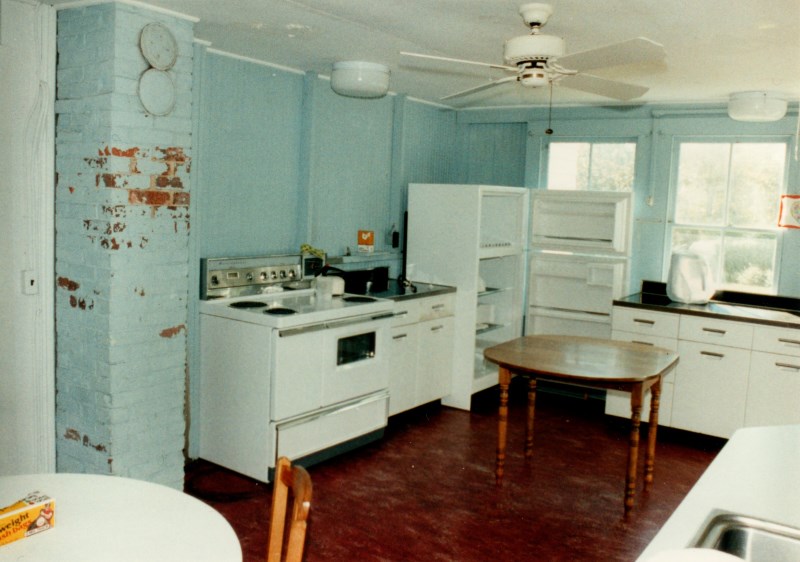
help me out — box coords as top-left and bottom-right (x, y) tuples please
(138, 69), (176, 116)
(139, 22), (178, 71)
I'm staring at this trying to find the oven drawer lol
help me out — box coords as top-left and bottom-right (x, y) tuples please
(273, 392), (388, 461)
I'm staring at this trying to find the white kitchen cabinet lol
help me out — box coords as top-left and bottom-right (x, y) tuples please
(745, 325), (800, 426)
(608, 302), (800, 438)
(671, 339), (751, 438)
(387, 292), (455, 416)
(605, 308), (679, 424)
(407, 183), (528, 410)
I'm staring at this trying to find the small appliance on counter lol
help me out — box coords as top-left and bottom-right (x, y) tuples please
(318, 265), (389, 294)
(667, 251), (715, 304)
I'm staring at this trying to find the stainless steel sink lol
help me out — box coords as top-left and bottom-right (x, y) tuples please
(692, 511), (800, 561)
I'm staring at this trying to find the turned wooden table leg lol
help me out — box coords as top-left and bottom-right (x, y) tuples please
(525, 377), (537, 459)
(496, 367), (512, 484)
(625, 383), (644, 517)
(644, 377), (661, 492)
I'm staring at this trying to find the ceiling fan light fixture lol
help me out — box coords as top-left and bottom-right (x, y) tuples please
(331, 61), (390, 98)
(728, 91), (787, 122)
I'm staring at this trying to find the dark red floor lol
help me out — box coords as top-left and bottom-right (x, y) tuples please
(185, 381), (723, 562)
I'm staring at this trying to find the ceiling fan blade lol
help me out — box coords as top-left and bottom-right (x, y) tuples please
(554, 37), (666, 73)
(440, 76), (518, 101)
(400, 51), (517, 72)
(559, 73), (649, 101)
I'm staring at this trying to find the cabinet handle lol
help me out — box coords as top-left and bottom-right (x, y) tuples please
(633, 318), (655, 325)
(631, 340), (655, 346)
(429, 325), (445, 332)
(392, 333), (408, 340)
(702, 327), (727, 335)
(394, 311), (409, 318)
(700, 350), (725, 359)
(432, 304), (445, 310)
(777, 338), (800, 346)
(775, 362), (800, 371)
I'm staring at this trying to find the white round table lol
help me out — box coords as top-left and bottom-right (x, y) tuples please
(0, 473), (242, 561)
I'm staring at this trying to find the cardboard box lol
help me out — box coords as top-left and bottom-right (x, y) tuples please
(357, 230), (374, 253)
(0, 491), (55, 547)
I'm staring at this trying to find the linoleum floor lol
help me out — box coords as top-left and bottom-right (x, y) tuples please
(185, 381), (723, 562)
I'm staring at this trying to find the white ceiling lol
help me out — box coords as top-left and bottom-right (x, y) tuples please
(49, 0), (800, 108)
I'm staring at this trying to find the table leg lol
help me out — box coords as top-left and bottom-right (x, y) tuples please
(496, 367), (512, 484)
(625, 382), (644, 517)
(525, 377), (537, 459)
(644, 377), (661, 491)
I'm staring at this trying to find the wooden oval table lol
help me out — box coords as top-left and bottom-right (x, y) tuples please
(0, 473), (242, 561)
(484, 335), (679, 518)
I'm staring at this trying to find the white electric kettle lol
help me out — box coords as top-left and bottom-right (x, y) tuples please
(667, 251), (715, 304)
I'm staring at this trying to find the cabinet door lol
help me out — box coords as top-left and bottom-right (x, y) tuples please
(388, 324), (420, 416)
(605, 330), (678, 424)
(671, 340), (751, 438)
(745, 351), (800, 426)
(416, 317), (455, 405)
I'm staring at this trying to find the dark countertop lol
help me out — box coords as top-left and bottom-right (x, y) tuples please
(615, 281), (800, 329)
(368, 279), (456, 301)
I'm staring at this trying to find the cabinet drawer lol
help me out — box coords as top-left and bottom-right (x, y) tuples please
(418, 293), (455, 321)
(752, 325), (800, 357)
(679, 315), (753, 349)
(612, 307), (679, 338)
(391, 299), (421, 327)
(611, 330), (678, 352)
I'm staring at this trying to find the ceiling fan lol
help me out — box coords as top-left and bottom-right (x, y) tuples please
(400, 2), (666, 102)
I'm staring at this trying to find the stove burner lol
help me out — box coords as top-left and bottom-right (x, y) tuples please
(264, 307), (297, 315)
(342, 296), (376, 303)
(229, 301), (267, 309)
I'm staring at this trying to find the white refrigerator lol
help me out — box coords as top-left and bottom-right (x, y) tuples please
(525, 190), (633, 339)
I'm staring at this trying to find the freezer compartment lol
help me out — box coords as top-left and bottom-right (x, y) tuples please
(530, 190), (632, 255)
(528, 253), (628, 315)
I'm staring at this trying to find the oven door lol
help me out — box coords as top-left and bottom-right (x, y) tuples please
(272, 313), (391, 420)
(321, 314), (390, 407)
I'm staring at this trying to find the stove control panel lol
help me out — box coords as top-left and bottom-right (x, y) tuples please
(201, 255), (304, 299)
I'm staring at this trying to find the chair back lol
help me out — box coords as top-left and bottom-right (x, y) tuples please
(267, 457), (313, 562)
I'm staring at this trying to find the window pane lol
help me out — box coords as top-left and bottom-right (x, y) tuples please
(589, 143), (635, 191)
(729, 143), (785, 228)
(675, 143), (729, 225)
(722, 232), (777, 291)
(547, 143), (589, 189)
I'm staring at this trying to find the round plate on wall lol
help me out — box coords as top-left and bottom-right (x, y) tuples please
(139, 22), (178, 71)
(138, 69), (176, 116)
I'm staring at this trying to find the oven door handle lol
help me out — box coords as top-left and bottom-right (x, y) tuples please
(278, 311), (394, 338)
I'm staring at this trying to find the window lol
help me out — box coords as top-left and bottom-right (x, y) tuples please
(546, 141), (636, 191)
(670, 141), (787, 293)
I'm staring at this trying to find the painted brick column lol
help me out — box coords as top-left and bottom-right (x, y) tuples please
(54, 2), (193, 488)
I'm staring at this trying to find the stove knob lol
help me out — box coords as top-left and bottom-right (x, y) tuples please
(246, 272), (253, 282)
(270, 271), (277, 280)
(210, 275), (219, 286)
(288, 270), (296, 279)
(279, 270), (286, 279)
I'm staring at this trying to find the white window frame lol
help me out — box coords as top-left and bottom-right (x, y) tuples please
(541, 137), (639, 192)
(666, 135), (790, 294)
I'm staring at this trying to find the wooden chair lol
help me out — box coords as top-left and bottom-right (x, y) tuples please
(267, 457), (313, 562)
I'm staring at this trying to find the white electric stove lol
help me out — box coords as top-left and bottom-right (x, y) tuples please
(198, 255), (394, 482)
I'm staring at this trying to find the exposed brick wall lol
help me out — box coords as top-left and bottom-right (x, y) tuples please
(54, 2), (193, 488)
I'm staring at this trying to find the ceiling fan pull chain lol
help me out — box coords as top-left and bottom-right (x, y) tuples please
(545, 81), (554, 135)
